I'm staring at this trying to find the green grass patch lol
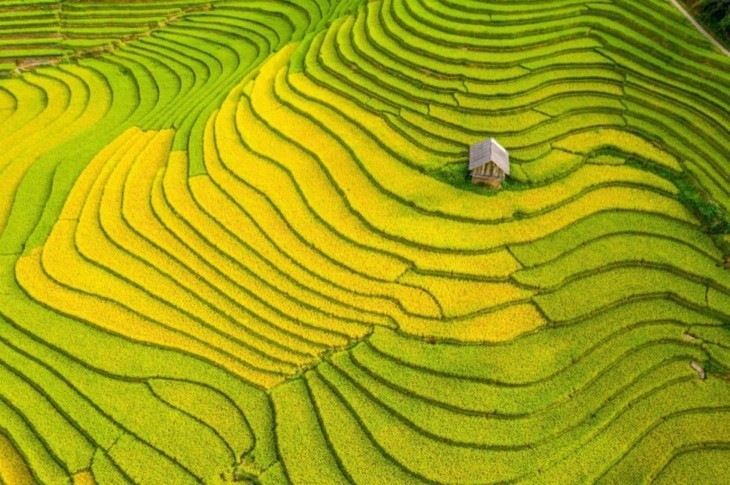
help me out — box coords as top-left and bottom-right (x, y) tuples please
(626, 157), (730, 242)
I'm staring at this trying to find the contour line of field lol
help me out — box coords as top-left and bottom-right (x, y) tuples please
(8, 3), (214, 76)
(670, 0), (730, 57)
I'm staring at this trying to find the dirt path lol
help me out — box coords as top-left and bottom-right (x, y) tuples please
(670, 0), (730, 56)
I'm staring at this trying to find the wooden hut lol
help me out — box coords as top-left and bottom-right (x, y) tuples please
(469, 138), (510, 187)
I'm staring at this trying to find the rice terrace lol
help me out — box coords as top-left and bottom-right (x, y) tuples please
(1, 0), (730, 483)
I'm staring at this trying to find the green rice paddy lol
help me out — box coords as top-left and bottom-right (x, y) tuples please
(0, 0), (729, 483)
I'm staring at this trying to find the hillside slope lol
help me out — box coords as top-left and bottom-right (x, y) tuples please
(0, 0), (729, 483)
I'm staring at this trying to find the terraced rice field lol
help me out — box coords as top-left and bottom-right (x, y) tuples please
(1, 0), (729, 483)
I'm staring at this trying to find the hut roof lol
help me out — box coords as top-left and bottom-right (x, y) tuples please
(469, 138), (510, 174)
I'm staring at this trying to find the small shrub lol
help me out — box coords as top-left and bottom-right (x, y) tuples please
(626, 158), (730, 237)
(698, 0), (730, 41)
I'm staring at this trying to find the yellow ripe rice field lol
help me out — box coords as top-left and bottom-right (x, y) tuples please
(0, 0), (729, 483)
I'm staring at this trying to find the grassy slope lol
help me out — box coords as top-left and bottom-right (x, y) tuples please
(0, 0), (728, 483)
